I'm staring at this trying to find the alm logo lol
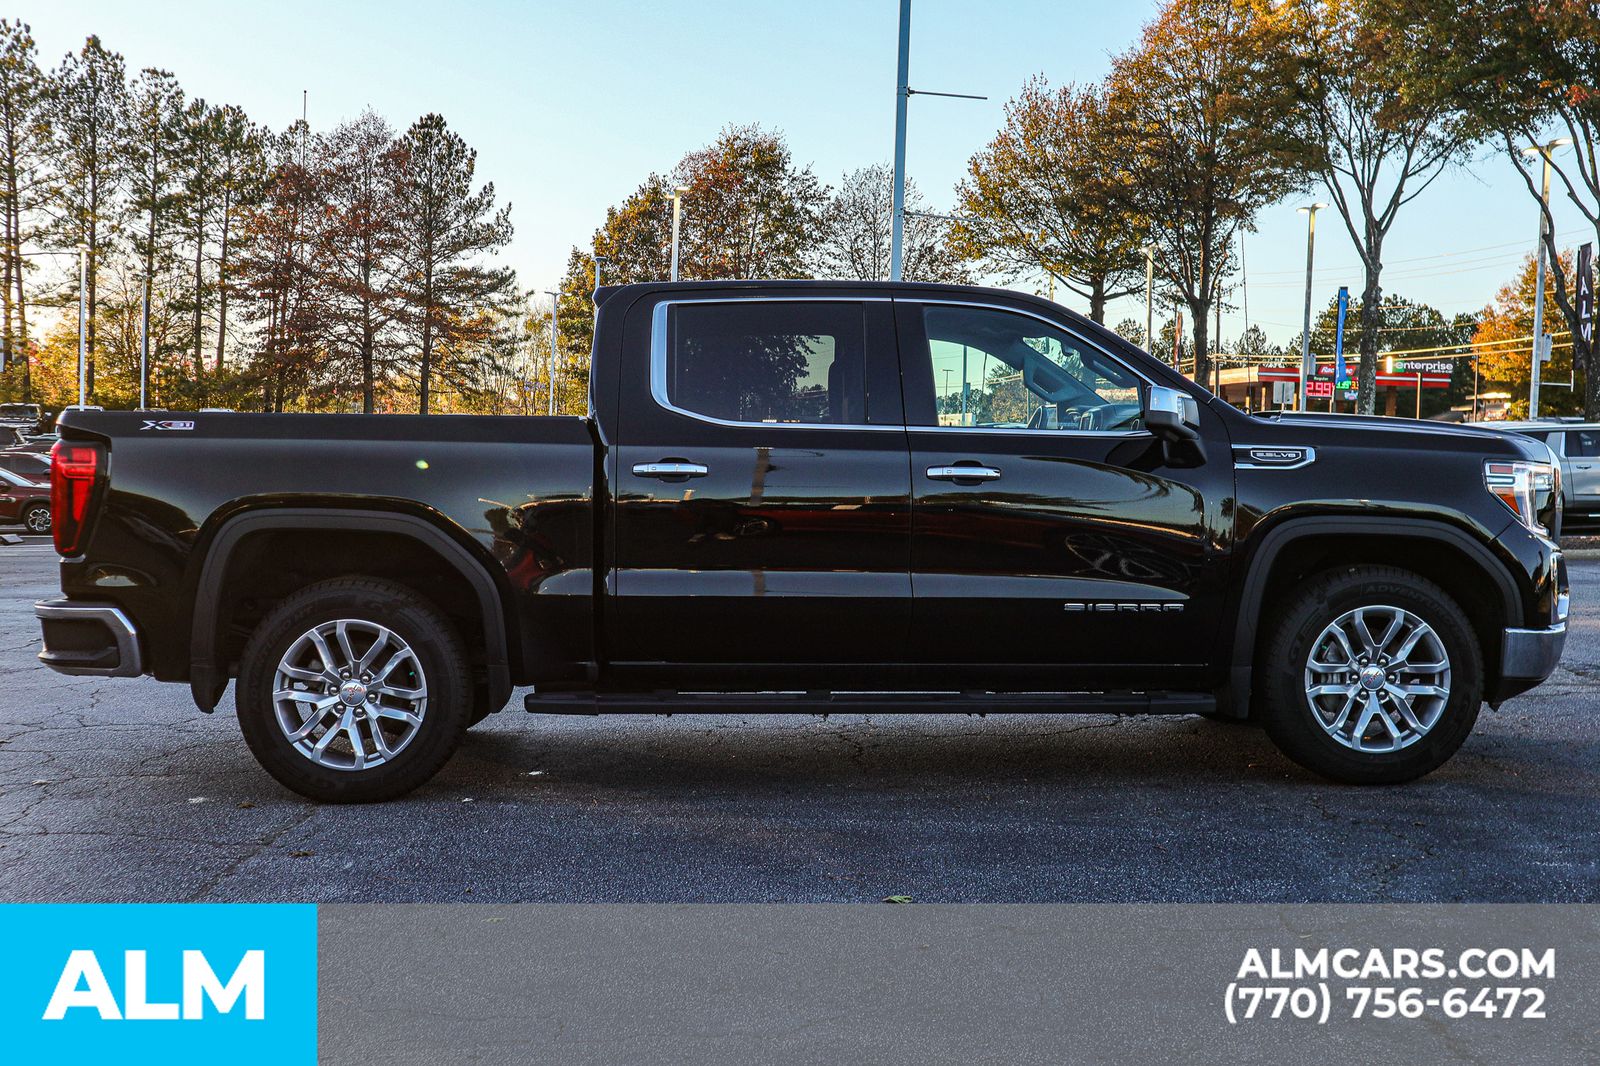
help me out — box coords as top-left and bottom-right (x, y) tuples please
(1, 904), (314, 1065)
(44, 948), (265, 1021)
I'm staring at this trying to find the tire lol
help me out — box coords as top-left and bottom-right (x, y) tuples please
(22, 502), (50, 535)
(1256, 565), (1482, 785)
(236, 577), (472, 802)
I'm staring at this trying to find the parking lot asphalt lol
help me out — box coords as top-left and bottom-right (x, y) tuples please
(0, 534), (1596, 904)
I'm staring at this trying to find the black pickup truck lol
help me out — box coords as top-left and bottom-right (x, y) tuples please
(36, 281), (1569, 801)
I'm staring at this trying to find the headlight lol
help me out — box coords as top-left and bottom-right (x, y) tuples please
(1484, 460), (1557, 534)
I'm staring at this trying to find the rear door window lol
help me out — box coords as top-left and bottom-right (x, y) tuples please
(662, 301), (867, 426)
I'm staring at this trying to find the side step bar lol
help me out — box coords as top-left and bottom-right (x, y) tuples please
(524, 690), (1216, 716)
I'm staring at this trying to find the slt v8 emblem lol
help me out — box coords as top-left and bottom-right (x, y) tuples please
(1234, 445), (1315, 469)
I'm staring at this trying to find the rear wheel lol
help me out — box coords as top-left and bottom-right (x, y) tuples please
(236, 578), (471, 802)
(22, 502), (50, 535)
(1257, 565), (1482, 784)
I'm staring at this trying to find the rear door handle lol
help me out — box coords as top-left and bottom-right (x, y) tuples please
(926, 464), (1001, 482)
(632, 461), (709, 479)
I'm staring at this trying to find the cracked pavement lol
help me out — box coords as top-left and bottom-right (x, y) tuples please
(1, 536), (1597, 903)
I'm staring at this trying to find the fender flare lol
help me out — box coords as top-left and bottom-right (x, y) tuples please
(188, 507), (512, 714)
(1224, 515), (1519, 718)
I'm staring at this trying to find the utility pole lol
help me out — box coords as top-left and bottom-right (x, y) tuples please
(888, 0), (982, 281)
(1525, 137), (1571, 418)
(669, 187), (689, 281)
(543, 290), (560, 416)
(1296, 203), (1326, 411)
(890, 0), (911, 281)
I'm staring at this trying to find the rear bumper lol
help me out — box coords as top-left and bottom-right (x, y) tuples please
(35, 599), (145, 677)
(1491, 622), (1567, 704)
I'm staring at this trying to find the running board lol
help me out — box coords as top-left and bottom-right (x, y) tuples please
(524, 690), (1215, 716)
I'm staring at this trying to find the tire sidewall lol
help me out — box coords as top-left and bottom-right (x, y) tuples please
(1260, 569), (1482, 784)
(237, 582), (470, 802)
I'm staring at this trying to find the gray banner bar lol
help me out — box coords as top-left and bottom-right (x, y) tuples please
(320, 905), (1600, 1064)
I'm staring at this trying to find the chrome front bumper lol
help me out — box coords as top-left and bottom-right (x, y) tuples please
(35, 599), (145, 677)
(1500, 622), (1567, 684)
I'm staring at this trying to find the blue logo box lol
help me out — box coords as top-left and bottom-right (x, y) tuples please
(0, 904), (316, 1064)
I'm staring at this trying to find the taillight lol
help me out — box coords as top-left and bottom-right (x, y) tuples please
(50, 440), (100, 556)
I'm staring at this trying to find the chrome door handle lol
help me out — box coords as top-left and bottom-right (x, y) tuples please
(632, 461), (709, 479)
(926, 464), (1001, 482)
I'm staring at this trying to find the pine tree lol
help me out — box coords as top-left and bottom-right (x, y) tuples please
(126, 67), (183, 405)
(391, 113), (513, 414)
(0, 21), (48, 401)
(45, 35), (128, 402)
(321, 110), (404, 413)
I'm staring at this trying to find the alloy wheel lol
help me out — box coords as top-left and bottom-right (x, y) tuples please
(1302, 604), (1451, 753)
(272, 618), (428, 771)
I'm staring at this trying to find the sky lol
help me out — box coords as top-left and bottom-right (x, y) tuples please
(20, 0), (1597, 354)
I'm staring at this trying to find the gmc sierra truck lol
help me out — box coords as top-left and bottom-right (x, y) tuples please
(35, 281), (1570, 801)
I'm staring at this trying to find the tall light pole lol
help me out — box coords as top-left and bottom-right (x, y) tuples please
(1143, 244), (1156, 351)
(669, 186), (689, 282)
(1525, 137), (1572, 418)
(890, 0), (911, 281)
(1296, 203), (1327, 410)
(888, 0), (983, 281)
(76, 244), (87, 409)
(543, 290), (560, 416)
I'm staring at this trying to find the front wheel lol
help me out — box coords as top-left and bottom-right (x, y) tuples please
(1257, 565), (1482, 784)
(236, 578), (472, 802)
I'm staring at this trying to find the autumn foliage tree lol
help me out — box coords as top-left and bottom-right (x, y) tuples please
(954, 77), (1144, 323)
(1109, 0), (1307, 384)
(1287, 0), (1477, 415)
(554, 124), (827, 407)
(1395, 0), (1600, 418)
(1472, 251), (1581, 418)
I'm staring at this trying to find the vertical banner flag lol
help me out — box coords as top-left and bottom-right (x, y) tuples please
(1578, 242), (1594, 348)
(1334, 286), (1350, 387)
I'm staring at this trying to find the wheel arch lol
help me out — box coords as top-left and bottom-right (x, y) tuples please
(188, 507), (513, 714)
(1224, 516), (1519, 719)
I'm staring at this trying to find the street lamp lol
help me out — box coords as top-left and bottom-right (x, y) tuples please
(543, 290), (560, 416)
(1523, 137), (1573, 418)
(888, 0), (985, 280)
(1295, 203), (1328, 410)
(669, 186), (689, 282)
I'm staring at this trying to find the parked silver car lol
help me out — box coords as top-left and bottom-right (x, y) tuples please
(1482, 421), (1600, 527)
